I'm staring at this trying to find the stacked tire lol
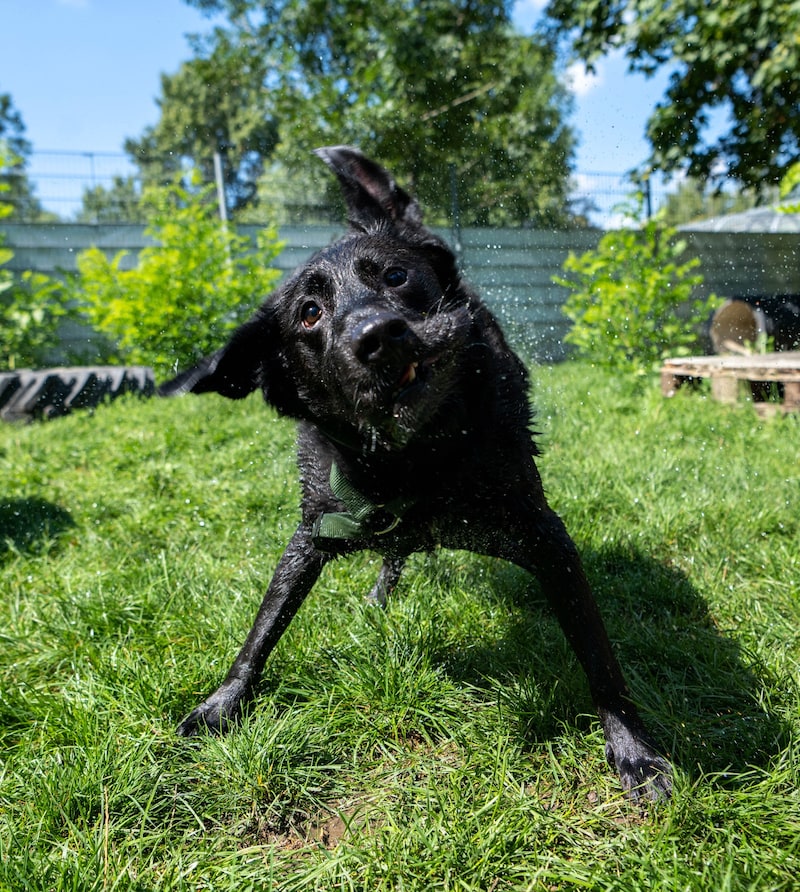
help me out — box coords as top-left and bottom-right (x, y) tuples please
(0, 367), (154, 422)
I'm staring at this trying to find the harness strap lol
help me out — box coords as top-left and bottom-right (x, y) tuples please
(311, 462), (414, 549)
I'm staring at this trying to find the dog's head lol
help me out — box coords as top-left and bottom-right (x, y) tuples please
(160, 146), (474, 450)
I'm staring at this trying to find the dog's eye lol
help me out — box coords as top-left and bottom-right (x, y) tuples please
(384, 267), (408, 288)
(301, 301), (323, 329)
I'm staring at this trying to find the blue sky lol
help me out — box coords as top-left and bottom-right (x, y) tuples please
(1, 0), (673, 217)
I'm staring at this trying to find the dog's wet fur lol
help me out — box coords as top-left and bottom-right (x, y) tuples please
(160, 146), (672, 802)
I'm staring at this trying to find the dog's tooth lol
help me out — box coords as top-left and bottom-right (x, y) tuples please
(398, 362), (418, 389)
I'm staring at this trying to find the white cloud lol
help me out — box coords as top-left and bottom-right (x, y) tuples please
(566, 61), (603, 97)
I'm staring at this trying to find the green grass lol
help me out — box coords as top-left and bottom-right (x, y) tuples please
(1, 361), (799, 891)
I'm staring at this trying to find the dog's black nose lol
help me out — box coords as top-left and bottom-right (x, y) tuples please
(351, 312), (412, 364)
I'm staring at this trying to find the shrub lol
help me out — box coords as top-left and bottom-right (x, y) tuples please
(0, 271), (74, 369)
(0, 147), (73, 369)
(556, 197), (719, 377)
(74, 175), (284, 378)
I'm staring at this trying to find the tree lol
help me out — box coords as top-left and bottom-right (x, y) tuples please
(0, 92), (51, 221)
(544, 0), (800, 191)
(780, 162), (800, 212)
(659, 177), (769, 228)
(159, 0), (577, 226)
(77, 176), (144, 223)
(125, 34), (278, 216)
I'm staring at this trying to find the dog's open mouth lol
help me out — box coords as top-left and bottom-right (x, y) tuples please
(397, 361), (418, 391)
(393, 357), (437, 402)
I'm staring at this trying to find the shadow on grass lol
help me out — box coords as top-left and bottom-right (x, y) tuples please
(443, 545), (790, 786)
(169, 544), (788, 793)
(0, 498), (76, 563)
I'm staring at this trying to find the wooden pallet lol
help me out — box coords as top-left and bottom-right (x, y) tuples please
(661, 352), (800, 416)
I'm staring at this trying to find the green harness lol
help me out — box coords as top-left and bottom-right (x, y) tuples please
(312, 462), (415, 548)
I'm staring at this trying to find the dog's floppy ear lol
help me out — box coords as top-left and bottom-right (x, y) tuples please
(158, 301), (307, 409)
(159, 306), (306, 416)
(158, 316), (266, 399)
(315, 145), (423, 230)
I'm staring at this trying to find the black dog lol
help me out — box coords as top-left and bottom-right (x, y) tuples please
(160, 146), (672, 801)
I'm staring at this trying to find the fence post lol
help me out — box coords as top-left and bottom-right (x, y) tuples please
(449, 162), (462, 257)
(213, 151), (228, 222)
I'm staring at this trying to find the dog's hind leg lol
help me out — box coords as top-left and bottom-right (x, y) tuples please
(177, 523), (328, 737)
(367, 557), (405, 607)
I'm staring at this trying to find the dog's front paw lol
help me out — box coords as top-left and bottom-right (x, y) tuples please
(604, 737), (673, 803)
(176, 686), (245, 737)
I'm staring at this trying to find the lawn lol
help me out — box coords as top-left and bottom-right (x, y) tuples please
(1, 361), (798, 891)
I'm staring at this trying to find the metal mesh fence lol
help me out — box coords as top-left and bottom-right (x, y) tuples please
(15, 150), (691, 229)
(26, 150), (141, 218)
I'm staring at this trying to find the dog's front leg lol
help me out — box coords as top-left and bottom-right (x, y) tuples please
(528, 510), (672, 800)
(488, 507), (672, 801)
(177, 524), (329, 737)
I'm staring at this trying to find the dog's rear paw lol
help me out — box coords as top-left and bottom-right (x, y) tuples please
(605, 738), (673, 803)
